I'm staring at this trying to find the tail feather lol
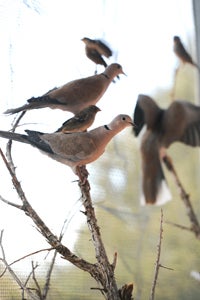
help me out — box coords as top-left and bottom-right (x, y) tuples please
(0, 130), (53, 154)
(4, 95), (63, 115)
(0, 130), (31, 144)
(4, 104), (33, 115)
(140, 132), (171, 205)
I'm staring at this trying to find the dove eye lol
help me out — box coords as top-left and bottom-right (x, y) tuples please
(122, 117), (126, 121)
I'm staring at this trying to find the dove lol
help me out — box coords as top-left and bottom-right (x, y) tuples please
(81, 37), (113, 72)
(133, 94), (200, 205)
(55, 105), (101, 133)
(0, 115), (134, 180)
(173, 36), (199, 70)
(4, 63), (125, 115)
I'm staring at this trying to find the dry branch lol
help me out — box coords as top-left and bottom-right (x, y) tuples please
(149, 209), (164, 300)
(150, 209), (173, 300)
(0, 147), (95, 270)
(78, 166), (120, 299)
(0, 230), (41, 300)
(0, 146), (134, 299)
(163, 154), (200, 239)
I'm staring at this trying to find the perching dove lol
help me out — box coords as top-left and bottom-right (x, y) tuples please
(0, 114), (134, 180)
(81, 37), (115, 74)
(133, 94), (200, 205)
(4, 63), (125, 115)
(173, 36), (199, 70)
(55, 105), (101, 133)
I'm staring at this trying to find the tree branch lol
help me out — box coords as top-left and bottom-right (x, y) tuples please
(0, 230), (40, 300)
(163, 154), (200, 239)
(0, 147), (95, 273)
(78, 165), (121, 299)
(150, 209), (164, 300)
(150, 209), (173, 300)
(6, 111), (26, 172)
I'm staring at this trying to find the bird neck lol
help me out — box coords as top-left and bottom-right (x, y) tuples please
(101, 73), (110, 80)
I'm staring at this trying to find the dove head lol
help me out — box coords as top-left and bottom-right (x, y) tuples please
(81, 37), (92, 45)
(87, 105), (101, 113)
(107, 114), (134, 132)
(173, 36), (180, 42)
(104, 63), (126, 78)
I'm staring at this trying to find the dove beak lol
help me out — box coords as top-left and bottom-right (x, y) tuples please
(130, 122), (136, 127)
(116, 72), (126, 80)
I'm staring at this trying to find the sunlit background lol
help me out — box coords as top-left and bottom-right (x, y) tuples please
(0, 0), (200, 299)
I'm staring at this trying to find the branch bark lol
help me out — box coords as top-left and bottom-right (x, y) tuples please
(78, 166), (120, 299)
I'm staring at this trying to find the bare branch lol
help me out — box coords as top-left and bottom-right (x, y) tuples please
(163, 154), (200, 239)
(42, 249), (57, 299)
(0, 194), (23, 209)
(159, 264), (174, 271)
(111, 252), (118, 270)
(0, 147), (96, 273)
(31, 261), (42, 298)
(165, 221), (194, 232)
(77, 165), (120, 299)
(6, 111), (26, 173)
(9, 247), (53, 267)
(0, 230), (40, 300)
(150, 209), (164, 300)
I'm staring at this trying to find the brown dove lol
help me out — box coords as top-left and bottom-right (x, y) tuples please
(4, 63), (125, 115)
(133, 94), (200, 205)
(81, 37), (112, 70)
(173, 36), (199, 70)
(55, 105), (101, 133)
(0, 115), (134, 180)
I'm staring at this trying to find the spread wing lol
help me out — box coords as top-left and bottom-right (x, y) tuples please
(162, 100), (200, 147)
(133, 94), (161, 136)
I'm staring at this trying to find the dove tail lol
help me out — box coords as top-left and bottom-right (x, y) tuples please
(140, 137), (171, 205)
(4, 104), (34, 115)
(4, 95), (63, 115)
(0, 131), (32, 144)
(0, 130), (53, 154)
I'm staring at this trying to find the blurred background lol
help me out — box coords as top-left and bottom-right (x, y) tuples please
(0, 0), (200, 299)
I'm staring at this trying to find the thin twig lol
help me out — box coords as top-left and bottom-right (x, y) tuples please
(159, 264), (174, 271)
(111, 252), (118, 270)
(42, 249), (57, 299)
(31, 261), (42, 298)
(0, 230), (40, 300)
(0, 194), (22, 209)
(149, 209), (164, 300)
(165, 221), (193, 232)
(6, 111), (26, 172)
(9, 248), (53, 267)
(163, 154), (200, 239)
(0, 247), (53, 279)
